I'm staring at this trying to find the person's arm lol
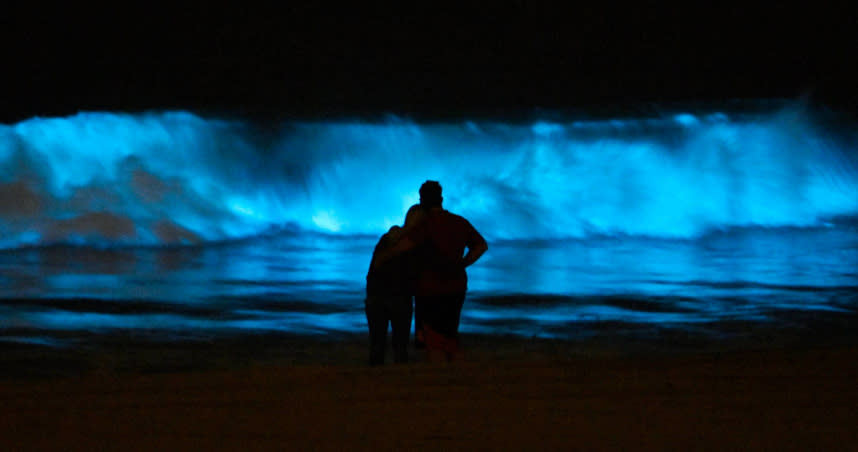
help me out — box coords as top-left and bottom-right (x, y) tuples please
(462, 223), (489, 268)
(372, 207), (426, 269)
(372, 236), (416, 269)
(462, 234), (487, 268)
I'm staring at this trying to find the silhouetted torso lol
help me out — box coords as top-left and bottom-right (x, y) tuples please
(407, 209), (484, 295)
(366, 230), (420, 296)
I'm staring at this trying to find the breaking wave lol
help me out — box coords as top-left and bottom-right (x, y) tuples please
(1, 101), (856, 249)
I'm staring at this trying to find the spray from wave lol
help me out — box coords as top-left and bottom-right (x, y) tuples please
(1, 102), (856, 249)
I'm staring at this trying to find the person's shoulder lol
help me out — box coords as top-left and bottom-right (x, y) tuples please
(442, 210), (476, 228)
(440, 209), (464, 220)
(377, 226), (403, 246)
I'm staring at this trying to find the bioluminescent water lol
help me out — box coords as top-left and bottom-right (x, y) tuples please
(1, 101), (857, 346)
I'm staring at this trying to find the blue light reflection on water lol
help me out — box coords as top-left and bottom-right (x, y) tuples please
(1, 225), (856, 342)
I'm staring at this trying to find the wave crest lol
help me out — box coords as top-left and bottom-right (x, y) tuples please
(1, 103), (856, 248)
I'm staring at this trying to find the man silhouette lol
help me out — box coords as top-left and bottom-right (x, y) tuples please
(377, 180), (488, 362)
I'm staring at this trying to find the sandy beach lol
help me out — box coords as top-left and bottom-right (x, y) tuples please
(1, 334), (857, 451)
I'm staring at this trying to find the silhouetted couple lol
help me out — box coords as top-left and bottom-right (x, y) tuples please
(364, 180), (488, 365)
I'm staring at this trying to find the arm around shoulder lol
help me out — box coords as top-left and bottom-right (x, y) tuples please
(372, 236), (416, 269)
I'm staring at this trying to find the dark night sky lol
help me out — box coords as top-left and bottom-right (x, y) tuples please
(2, 4), (857, 123)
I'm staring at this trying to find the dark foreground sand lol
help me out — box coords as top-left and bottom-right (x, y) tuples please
(1, 335), (857, 451)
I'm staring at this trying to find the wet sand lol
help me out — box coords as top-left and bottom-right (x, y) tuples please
(1, 334), (857, 451)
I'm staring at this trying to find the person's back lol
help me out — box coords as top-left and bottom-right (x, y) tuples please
(364, 226), (419, 365)
(397, 181), (488, 361)
(366, 227), (420, 297)
(410, 209), (482, 297)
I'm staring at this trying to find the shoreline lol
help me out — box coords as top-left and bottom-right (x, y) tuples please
(1, 326), (855, 379)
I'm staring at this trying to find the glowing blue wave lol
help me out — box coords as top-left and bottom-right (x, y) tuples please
(1, 104), (856, 248)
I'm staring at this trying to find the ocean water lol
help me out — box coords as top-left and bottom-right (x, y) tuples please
(1, 101), (857, 347)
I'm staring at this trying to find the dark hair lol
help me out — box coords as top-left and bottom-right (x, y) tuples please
(404, 204), (425, 227)
(419, 180), (443, 208)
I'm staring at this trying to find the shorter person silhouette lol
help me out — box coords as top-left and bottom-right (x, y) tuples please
(364, 220), (421, 365)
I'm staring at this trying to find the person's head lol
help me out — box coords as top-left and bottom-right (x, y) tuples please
(386, 224), (404, 240)
(404, 203), (425, 228)
(419, 180), (443, 208)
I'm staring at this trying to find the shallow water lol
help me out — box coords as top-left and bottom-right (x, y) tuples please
(1, 223), (856, 347)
